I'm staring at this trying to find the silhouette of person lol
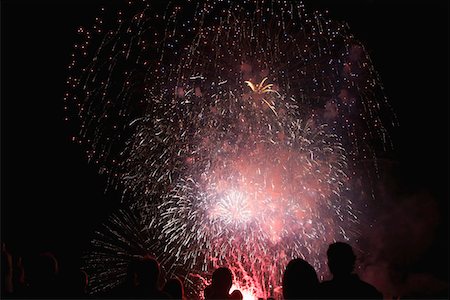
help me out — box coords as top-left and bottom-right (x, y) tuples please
(77, 270), (89, 296)
(282, 258), (319, 299)
(230, 289), (243, 300)
(63, 269), (88, 297)
(1, 243), (14, 296)
(320, 242), (382, 299)
(133, 256), (169, 299)
(24, 252), (61, 297)
(105, 260), (140, 298)
(204, 267), (240, 299)
(163, 277), (184, 299)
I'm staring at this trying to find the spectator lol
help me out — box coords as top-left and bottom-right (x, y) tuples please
(282, 258), (319, 299)
(163, 277), (184, 299)
(204, 267), (241, 300)
(230, 289), (243, 300)
(320, 242), (382, 299)
(63, 269), (88, 297)
(1, 243), (14, 296)
(24, 252), (61, 297)
(133, 256), (169, 299)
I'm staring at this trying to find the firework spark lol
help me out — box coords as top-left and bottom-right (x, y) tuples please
(67, 0), (395, 298)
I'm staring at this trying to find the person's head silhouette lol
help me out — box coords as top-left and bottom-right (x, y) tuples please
(204, 267), (235, 299)
(327, 242), (356, 277)
(24, 252), (60, 296)
(64, 269), (88, 296)
(282, 258), (319, 299)
(230, 289), (243, 299)
(27, 252), (59, 285)
(163, 277), (184, 299)
(135, 256), (160, 288)
(212, 267), (233, 293)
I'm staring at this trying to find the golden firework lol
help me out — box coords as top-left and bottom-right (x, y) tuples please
(245, 77), (276, 94)
(245, 77), (279, 116)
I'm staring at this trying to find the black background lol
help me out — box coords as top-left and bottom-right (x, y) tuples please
(2, 0), (448, 290)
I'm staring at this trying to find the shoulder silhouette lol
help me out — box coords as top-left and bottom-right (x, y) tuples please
(320, 242), (383, 299)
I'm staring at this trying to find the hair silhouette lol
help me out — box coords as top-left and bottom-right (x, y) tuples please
(24, 252), (60, 297)
(230, 289), (243, 300)
(130, 256), (169, 299)
(204, 267), (236, 299)
(163, 277), (184, 299)
(327, 242), (356, 277)
(282, 258), (319, 299)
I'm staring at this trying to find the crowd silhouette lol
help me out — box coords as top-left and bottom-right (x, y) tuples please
(0, 241), (396, 299)
(1, 241), (386, 299)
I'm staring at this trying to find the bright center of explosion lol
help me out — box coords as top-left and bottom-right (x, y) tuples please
(210, 190), (253, 225)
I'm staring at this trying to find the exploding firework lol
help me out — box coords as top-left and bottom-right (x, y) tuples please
(67, 0), (395, 298)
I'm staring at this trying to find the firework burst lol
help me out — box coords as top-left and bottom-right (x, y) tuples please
(67, 0), (395, 298)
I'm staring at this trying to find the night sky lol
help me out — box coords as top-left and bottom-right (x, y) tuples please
(2, 0), (448, 295)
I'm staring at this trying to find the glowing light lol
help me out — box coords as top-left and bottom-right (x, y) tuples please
(210, 190), (253, 226)
(245, 77), (277, 95)
(245, 77), (279, 116)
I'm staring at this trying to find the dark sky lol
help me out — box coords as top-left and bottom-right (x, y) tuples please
(2, 0), (448, 289)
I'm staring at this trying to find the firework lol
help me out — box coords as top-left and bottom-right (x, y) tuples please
(67, 0), (394, 298)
